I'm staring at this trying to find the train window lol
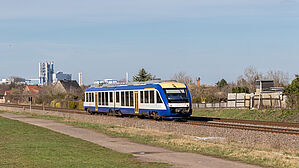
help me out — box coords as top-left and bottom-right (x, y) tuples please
(140, 91), (144, 103)
(85, 93), (87, 102)
(130, 91), (134, 107)
(105, 92), (108, 105)
(150, 91), (154, 104)
(121, 92), (125, 106)
(116, 92), (120, 103)
(156, 91), (162, 103)
(102, 92), (105, 105)
(125, 91), (129, 106)
(98, 92), (101, 105)
(109, 92), (113, 103)
(145, 91), (149, 103)
(88, 93), (90, 102)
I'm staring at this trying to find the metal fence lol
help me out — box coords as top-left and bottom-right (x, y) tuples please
(192, 102), (228, 109)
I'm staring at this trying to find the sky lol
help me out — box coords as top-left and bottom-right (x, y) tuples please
(0, 0), (298, 85)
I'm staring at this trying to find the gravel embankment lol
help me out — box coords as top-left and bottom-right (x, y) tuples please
(1, 106), (298, 151)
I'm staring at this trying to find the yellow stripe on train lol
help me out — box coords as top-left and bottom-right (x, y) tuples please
(159, 82), (186, 89)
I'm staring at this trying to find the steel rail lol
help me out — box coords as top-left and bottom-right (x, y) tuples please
(190, 116), (299, 128)
(184, 121), (299, 135)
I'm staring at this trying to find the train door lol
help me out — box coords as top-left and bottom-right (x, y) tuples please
(108, 92), (114, 108)
(113, 91), (116, 110)
(95, 92), (98, 111)
(134, 91), (139, 114)
(115, 91), (121, 109)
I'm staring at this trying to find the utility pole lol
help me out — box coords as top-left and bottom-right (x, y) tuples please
(258, 80), (262, 109)
(126, 72), (129, 84)
(29, 97), (32, 112)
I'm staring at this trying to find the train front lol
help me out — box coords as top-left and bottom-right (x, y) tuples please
(159, 82), (192, 119)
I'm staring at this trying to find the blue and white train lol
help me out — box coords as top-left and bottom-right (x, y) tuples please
(84, 81), (192, 119)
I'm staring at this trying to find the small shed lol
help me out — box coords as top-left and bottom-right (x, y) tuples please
(0, 89), (4, 103)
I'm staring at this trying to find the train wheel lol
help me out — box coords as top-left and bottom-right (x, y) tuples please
(108, 109), (115, 116)
(87, 109), (93, 115)
(115, 110), (122, 117)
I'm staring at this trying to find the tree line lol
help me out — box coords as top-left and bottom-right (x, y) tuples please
(132, 66), (298, 109)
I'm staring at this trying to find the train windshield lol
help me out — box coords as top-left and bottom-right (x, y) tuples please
(164, 89), (189, 103)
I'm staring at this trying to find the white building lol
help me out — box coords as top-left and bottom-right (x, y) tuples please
(39, 61), (54, 85)
(0, 79), (11, 85)
(53, 71), (72, 83)
(94, 79), (118, 86)
(78, 72), (83, 86)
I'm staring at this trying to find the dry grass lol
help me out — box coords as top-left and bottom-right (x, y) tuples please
(108, 126), (299, 168)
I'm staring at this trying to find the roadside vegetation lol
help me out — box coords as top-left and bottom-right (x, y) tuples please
(3, 110), (299, 168)
(0, 115), (169, 168)
(192, 108), (299, 123)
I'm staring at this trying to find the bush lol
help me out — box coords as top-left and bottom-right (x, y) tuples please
(55, 102), (61, 108)
(50, 100), (57, 107)
(69, 101), (79, 109)
(285, 75), (299, 109)
(232, 87), (249, 93)
(68, 101), (84, 109)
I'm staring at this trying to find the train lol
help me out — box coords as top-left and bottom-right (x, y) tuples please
(84, 81), (192, 120)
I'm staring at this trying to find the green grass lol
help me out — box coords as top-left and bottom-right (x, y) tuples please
(192, 109), (299, 122)
(4, 111), (299, 168)
(0, 116), (170, 168)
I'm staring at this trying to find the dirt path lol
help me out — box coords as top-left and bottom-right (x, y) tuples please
(0, 113), (260, 168)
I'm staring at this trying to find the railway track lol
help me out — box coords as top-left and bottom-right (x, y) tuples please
(184, 120), (299, 135)
(0, 103), (86, 115)
(1, 103), (299, 135)
(190, 116), (299, 128)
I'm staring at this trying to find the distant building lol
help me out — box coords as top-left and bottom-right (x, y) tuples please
(53, 71), (72, 83)
(0, 79), (11, 85)
(24, 85), (41, 94)
(10, 77), (25, 84)
(94, 79), (118, 86)
(25, 79), (40, 85)
(255, 80), (274, 93)
(39, 61), (54, 85)
(0, 89), (4, 103)
(2, 90), (11, 103)
(78, 72), (83, 86)
(53, 80), (82, 94)
(227, 80), (286, 109)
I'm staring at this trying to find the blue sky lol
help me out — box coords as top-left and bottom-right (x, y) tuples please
(0, 0), (298, 85)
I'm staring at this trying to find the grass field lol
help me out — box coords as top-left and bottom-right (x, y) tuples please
(0, 116), (169, 168)
(3, 110), (299, 168)
(192, 108), (299, 123)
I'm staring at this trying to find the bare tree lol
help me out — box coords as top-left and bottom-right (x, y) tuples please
(236, 75), (249, 87)
(265, 70), (289, 86)
(172, 72), (193, 85)
(243, 66), (262, 86)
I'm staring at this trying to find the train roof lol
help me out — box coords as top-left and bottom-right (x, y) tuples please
(86, 80), (187, 92)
